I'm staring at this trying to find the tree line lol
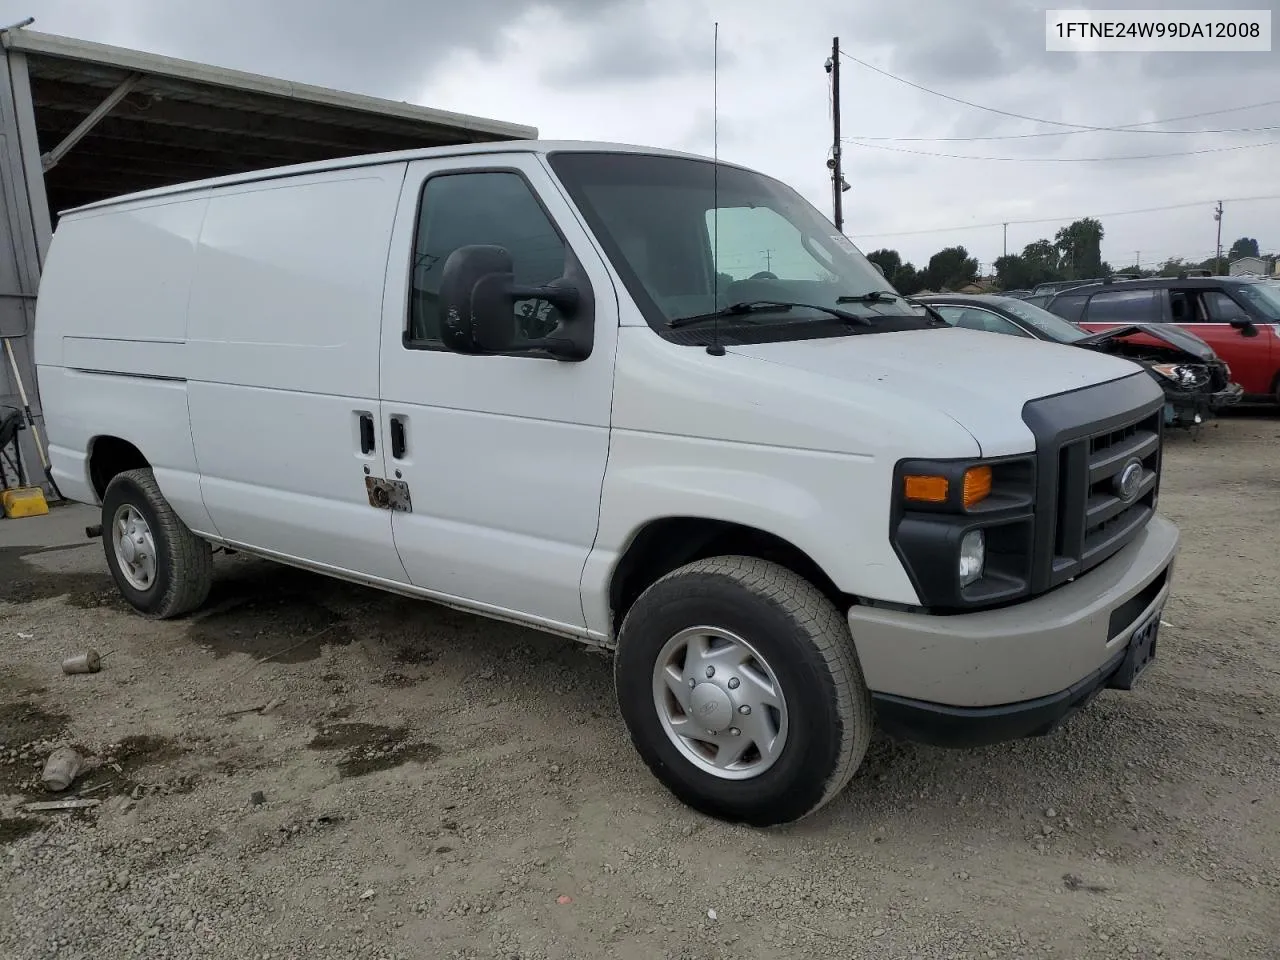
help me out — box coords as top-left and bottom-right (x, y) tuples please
(865, 217), (1270, 295)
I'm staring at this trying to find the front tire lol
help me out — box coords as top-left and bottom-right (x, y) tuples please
(101, 468), (213, 619)
(614, 556), (872, 826)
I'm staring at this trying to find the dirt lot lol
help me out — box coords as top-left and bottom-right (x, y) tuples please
(1, 415), (1277, 960)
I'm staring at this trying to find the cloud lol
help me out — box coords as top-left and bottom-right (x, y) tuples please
(2, 0), (1278, 270)
(539, 0), (728, 88)
(6, 0), (628, 98)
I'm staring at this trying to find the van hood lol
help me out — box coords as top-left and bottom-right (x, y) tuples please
(726, 327), (1147, 457)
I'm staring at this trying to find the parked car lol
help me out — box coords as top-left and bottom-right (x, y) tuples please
(1031, 275), (1138, 297)
(1040, 276), (1280, 402)
(913, 294), (1242, 428)
(34, 141), (1179, 826)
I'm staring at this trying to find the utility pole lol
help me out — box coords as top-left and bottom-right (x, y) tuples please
(1002, 223), (1008, 259)
(761, 249), (774, 271)
(825, 37), (844, 233)
(1214, 200), (1224, 274)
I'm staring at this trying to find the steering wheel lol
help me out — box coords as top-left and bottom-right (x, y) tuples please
(748, 271), (778, 281)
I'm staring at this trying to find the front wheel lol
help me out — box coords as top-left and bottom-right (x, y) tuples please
(101, 468), (213, 619)
(614, 556), (872, 826)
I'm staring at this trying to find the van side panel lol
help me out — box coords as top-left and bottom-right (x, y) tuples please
(184, 166), (410, 583)
(32, 196), (215, 532)
(39, 372), (210, 524)
(34, 196), (211, 353)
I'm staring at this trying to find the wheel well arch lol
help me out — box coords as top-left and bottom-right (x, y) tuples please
(88, 436), (150, 500)
(608, 517), (849, 636)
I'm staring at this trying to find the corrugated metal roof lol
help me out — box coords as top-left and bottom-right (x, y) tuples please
(2, 29), (536, 141)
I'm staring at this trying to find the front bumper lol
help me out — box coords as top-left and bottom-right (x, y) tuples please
(1210, 381), (1244, 408)
(848, 514), (1179, 744)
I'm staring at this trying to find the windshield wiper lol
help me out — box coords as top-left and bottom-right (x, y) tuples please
(836, 290), (902, 304)
(668, 300), (872, 329)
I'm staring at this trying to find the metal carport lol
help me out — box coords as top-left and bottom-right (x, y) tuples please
(0, 23), (536, 499)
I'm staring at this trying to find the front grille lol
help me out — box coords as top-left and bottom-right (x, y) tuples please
(1052, 410), (1160, 582)
(1022, 374), (1165, 595)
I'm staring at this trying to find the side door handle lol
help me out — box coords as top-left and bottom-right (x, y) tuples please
(390, 416), (407, 460)
(358, 413), (376, 455)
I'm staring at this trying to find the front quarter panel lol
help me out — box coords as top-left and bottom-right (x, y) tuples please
(579, 328), (985, 637)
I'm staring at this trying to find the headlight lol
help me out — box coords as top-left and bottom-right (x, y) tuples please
(892, 456), (1035, 610)
(959, 529), (985, 586)
(1150, 363), (1208, 388)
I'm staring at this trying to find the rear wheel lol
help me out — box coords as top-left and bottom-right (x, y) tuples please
(614, 556), (872, 826)
(101, 468), (213, 619)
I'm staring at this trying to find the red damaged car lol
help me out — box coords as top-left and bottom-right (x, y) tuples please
(912, 292), (1240, 429)
(1041, 276), (1280, 403)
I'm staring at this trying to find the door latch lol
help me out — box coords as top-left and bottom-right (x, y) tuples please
(390, 416), (407, 459)
(365, 476), (412, 512)
(358, 413), (376, 454)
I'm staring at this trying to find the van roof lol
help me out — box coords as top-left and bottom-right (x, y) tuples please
(61, 141), (741, 215)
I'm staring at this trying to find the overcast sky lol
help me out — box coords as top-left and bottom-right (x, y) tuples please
(5, 0), (1279, 274)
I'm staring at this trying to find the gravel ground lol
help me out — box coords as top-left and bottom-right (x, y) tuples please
(1, 414), (1277, 960)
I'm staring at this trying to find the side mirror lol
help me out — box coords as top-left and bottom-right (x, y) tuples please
(1229, 318), (1259, 337)
(438, 244), (593, 360)
(871, 262), (886, 277)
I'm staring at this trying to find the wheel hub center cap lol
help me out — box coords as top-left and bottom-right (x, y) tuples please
(120, 536), (137, 563)
(689, 682), (733, 733)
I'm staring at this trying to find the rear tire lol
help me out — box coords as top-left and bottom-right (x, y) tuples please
(614, 556), (872, 826)
(101, 468), (213, 619)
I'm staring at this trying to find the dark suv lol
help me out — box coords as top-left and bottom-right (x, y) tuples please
(1042, 276), (1280, 401)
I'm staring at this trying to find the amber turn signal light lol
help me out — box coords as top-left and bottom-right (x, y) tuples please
(962, 465), (992, 507)
(903, 474), (949, 503)
(904, 466), (992, 507)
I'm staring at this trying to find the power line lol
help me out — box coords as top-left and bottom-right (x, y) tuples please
(845, 122), (1280, 143)
(845, 100), (1280, 142)
(848, 194), (1280, 239)
(844, 138), (1280, 163)
(839, 50), (1280, 135)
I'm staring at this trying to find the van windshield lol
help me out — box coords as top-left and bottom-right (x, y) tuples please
(547, 151), (932, 343)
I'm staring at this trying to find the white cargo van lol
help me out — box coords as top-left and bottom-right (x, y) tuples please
(34, 142), (1178, 825)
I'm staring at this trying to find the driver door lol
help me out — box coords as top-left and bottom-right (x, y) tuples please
(376, 154), (620, 632)
(1192, 289), (1275, 395)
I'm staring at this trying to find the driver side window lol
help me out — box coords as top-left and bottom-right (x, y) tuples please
(1202, 290), (1250, 322)
(407, 171), (567, 350)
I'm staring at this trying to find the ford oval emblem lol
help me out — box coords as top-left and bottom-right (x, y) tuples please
(1115, 458), (1144, 503)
